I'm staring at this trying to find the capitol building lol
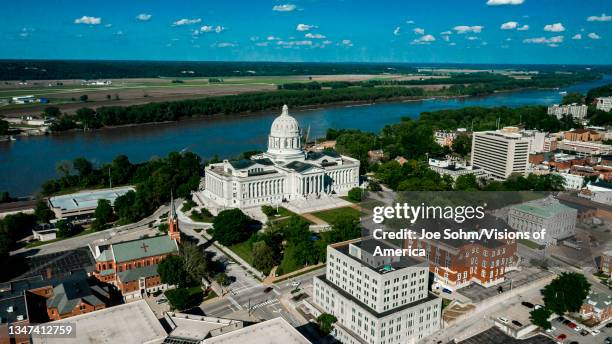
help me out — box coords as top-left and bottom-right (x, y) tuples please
(200, 105), (360, 209)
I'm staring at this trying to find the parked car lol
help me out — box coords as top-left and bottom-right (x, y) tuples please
(557, 316), (566, 322)
(498, 317), (509, 324)
(546, 326), (556, 333)
(291, 281), (300, 288)
(573, 325), (582, 332)
(521, 301), (534, 308)
(512, 320), (523, 327)
(263, 287), (274, 293)
(605, 336), (612, 344)
(579, 330), (588, 336)
(156, 298), (168, 304)
(557, 333), (567, 341)
(442, 288), (452, 294)
(568, 322), (577, 329)
(534, 304), (544, 310)
(590, 329), (600, 335)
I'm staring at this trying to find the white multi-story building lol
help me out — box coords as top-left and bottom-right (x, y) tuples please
(556, 172), (585, 190)
(547, 103), (588, 120)
(428, 158), (487, 181)
(596, 97), (612, 112)
(200, 105), (360, 209)
(312, 239), (441, 344)
(470, 130), (530, 180)
(508, 197), (577, 245)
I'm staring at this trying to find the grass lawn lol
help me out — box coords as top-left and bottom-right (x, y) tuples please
(442, 298), (452, 310)
(311, 206), (360, 224)
(340, 196), (361, 204)
(190, 209), (215, 222)
(229, 241), (254, 265)
(277, 255), (305, 275)
(204, 290), (218, 301)
(519, 239), (543, 250)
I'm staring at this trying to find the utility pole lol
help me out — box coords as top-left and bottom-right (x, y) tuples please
(108, 167), (112, 188)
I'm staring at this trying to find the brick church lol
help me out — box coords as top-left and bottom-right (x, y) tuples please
(92, 199), (181, 301)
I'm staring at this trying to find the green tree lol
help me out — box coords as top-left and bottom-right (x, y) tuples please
(215, 272), (231, 286)
(347, 187), (363, 202)
(530, 307), (552, 330)
(92, 199), (115, 231)
(0, 212), (37, 241)
(561, 92), (584, 105)
(211, 209), (253, 246)
(158, 255), (187, 287)
(316, 313), (337, 334)
(367, 180), (382, 191)
(0, 191), (13, 203)
(181, 241), (209, 284)
(43, 106), (61, 118)
(252, 241), (276, 273)
(455, 174), (480, 191)
(56, 219), (80, 238)
(541, 272), (590, 315)
(0, 119), (9, 135)
(34, 200), (55, 223)
(261, 205), (277, 217)
(73, 157), (93, 179)
(451, 133), (472, 157)
(79, 94), (88, 102)
(165, 287), (202, 311)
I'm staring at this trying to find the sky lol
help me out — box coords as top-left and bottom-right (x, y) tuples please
(1, 0), (611, 64)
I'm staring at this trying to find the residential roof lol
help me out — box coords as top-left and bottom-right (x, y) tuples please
(48, 186), (135, 212)
(202, 317), (311, 344)
(512, 198), (574, 219)
(32, 300), (167, 344)
(111, 235), (178, 263)
(585, 291), (612, 310)
(45, 270), (107, 315)
(117, 264), (160, 283)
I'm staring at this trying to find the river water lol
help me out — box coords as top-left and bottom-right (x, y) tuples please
(1, 75), (611, 197)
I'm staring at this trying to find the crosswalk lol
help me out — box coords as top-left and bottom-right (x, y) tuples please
(248, 298), (278, 310)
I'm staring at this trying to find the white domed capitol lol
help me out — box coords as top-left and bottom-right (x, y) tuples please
(199, 105), (360, 209)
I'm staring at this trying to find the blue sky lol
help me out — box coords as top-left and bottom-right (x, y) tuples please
(1, 0), (611, 64)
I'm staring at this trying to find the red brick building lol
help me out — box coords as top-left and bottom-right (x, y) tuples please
(92, 210), (180, 301)
(580, 291), (612, 323)
(403, 216), (518, 290)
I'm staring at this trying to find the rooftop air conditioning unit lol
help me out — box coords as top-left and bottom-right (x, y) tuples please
(6, 306), (13, 312)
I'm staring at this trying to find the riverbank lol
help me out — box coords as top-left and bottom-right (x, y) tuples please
(2, 74), (610, 197)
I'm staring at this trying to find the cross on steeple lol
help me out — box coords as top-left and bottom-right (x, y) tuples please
(140, 242), (149, 252)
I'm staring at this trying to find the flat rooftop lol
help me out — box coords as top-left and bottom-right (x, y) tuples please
(165, 313), (242, 342)
(32, 300), (167, 344)
(457, 326), (555, 344)
(48, 186), (135, 212)
(202, 317), (310, 344)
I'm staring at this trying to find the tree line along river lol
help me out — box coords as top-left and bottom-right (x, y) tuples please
(1, 74), (611, 197)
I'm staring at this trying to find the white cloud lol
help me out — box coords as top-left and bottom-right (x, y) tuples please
(544, 23), (565, 32)
(467, 36), (479, 40)
(272, 4), (296, 12)
(449, 42), (457, 46)
(588, 32), (601, 40)
(517, 25), (529, 31)
(216, 42), (236, 48)
(296, 23), (317, 31)
(412, 34), (435, 44)
(413, 27), (425, 35)
(406, 20), (415, 24)
(587, 13), (611, 22)
(340, 39), (353, 46)
(74, 16), (101, 25)
(486, 0), (524, 5)
(440, 31), (452, 35)
(267, 36), (280, 41)
(523, 35), (564, 44)
(393, 27), (401, 36)
(453, 25), (483, 34)
(255, 42), (269, 46)
(505, 37), (512, 41)
(572, 34), (582, 40)
(277, 40), (313, 46)
(104, 24), (112, 28)
(136, 13), (152, 22)
(501, 21), (518, 30)
(173, 18), (201, 26)
(322, 40), (333, 45)
(442, 35), (450, 42)
(200, 25), (225, 33)
(115, 31), (124, 36)
(548, 44), (559, 48)
(305, 33), (326, 39)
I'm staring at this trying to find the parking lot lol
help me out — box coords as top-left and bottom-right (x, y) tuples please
(546, 317), (612, 344)
(459, 267), (553, 303)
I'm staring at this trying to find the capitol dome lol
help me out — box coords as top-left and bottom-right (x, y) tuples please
(265, 105), (305, 163)
(270, 105), (300, 138)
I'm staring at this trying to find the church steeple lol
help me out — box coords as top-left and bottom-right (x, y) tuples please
(168, 190), (181, 244)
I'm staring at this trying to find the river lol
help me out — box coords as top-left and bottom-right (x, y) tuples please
(1, 75), (611, 197)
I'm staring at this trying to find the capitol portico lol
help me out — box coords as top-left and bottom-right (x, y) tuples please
(199, 105), (360, 209)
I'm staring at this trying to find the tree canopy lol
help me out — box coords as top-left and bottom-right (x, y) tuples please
(211, 209), (254, 246)
(541, 272), (590, 315)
